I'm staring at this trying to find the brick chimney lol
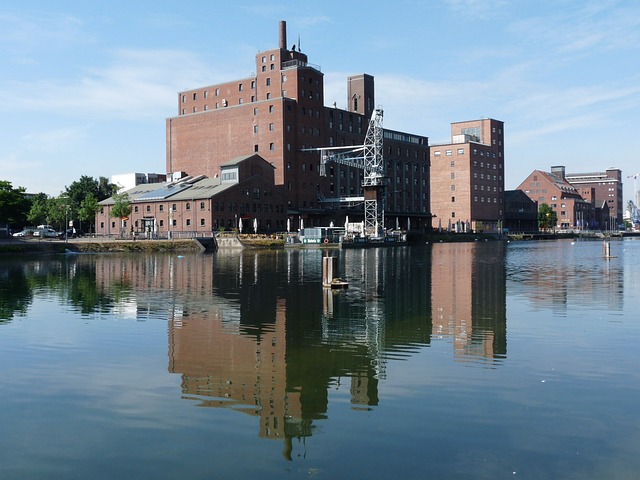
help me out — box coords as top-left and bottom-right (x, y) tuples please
(279, 20), (287, 50)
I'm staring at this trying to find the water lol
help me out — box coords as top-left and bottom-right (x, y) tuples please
(1, 239), (639, 479)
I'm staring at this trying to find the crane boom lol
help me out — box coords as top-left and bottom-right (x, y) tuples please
(307, 109), (386, 237)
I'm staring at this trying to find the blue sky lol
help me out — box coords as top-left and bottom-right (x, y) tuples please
(2, 0), (639, 202)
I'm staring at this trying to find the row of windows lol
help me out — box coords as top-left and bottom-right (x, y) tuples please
(215, 202), (285, 214)
(472, 197), (503, 204)
(133, 202), (206, 214)
(434, 148), (465, 156)
(102, 217), (207, 230)
(473, 161), (502, 169)
(473, 173), (503, 181)
(473, 185), (503, 192)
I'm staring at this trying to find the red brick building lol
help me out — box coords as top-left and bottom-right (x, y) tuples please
(430, 118), (505, 232)
(96, 154), (286, 237)
(166, 21), (431, 231)
(564, 167), (623, 229)
(517, 167), (594, 230)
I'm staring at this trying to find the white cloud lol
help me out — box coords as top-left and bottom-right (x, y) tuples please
(22, 126), (89, 153)
(0, 48), (218, 121)
(444, 0), (509, 19)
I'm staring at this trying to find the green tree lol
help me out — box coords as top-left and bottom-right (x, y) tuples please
(0, 180), (30, 229)
(27, 193), (50, 226)
(47, 195), (71, 230)
(78, 193), (100, 234)
(97, 176), (118, 201)
(538, 203), (557, 232)
(65, 176), (117, 232)
(110, 192), (132, 237)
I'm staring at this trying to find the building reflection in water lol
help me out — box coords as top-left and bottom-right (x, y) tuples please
(0, 242), (515, 457)
(430, 242), (507, 363)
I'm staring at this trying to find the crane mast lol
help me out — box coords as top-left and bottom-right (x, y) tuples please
(311, 109), (386, 237)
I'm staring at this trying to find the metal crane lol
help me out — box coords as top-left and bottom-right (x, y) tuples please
(309, 109), (386, 237)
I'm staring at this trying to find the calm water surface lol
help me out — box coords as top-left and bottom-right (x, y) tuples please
(1, 239), (639, 479)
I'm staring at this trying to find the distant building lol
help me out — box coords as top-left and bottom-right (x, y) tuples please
(165, 20), (431, 231)
(516, 167), (594, 230)
(564, 167), (623, 229)
(111, 172), (167, 191)
(503, 190), (538, 233)
(430, 118), (505, 232)
(97, 154), (285, 237)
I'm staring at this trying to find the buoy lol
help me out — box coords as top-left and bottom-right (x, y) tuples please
(323, 238), (329, 244)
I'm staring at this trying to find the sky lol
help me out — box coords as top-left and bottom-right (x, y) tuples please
(2, 0), (640, 203)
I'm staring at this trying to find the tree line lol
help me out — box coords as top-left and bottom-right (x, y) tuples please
(0, 176), (119, 234)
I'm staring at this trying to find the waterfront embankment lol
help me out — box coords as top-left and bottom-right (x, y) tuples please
(0, 237), (206, 255)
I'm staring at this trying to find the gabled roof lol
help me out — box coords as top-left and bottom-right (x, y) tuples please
(527, 169), (582, 198)
(221, 153), (275, 169)
(99, 176), (227, 205)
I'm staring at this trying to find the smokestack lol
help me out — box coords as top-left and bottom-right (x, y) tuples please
(279, 20), (287, 50)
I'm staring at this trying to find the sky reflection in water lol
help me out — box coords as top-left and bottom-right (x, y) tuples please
(1, 239), (639, 479)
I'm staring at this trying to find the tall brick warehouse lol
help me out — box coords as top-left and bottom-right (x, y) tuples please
(166, 20), (431, 230)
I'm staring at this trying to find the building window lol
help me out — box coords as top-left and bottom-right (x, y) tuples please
(254, 144), (259, 152)
(254, 125), (258, 134)
(239, 83), (243, 91)
(446, 150), (452, 156)
(457, 148), (464, 154)
(451, 173), (455, 179)
(452, 196), (455, 202)
(434, 151), (441, 156)
(186, 203), (191, 211)
(451, 161), (455, 167)
(186, 219), (191, 226)
(172, 204), (177, 211)
(269, 105), (274, 113)
(193, 93), (197, 100)
(159, 220), (164, 227)
(269, 143), (274, 151)
(134, 206), (139, 213)
(200, 202), (205, 210)
(451, 212), (456, 218)
(451, 185), (455, 191)
(200, 218), (205, 226)
(146, 205), (150, 212)
(159, 205), (164, 212)
(266, 78), (271, 86)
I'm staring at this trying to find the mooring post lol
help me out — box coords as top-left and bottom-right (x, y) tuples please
(322, 256), (336, 287)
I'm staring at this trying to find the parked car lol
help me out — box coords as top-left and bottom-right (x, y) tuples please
(12, 229), (31, 237)
(58, 228), (81, 239)
(33, 228), (58, 238)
